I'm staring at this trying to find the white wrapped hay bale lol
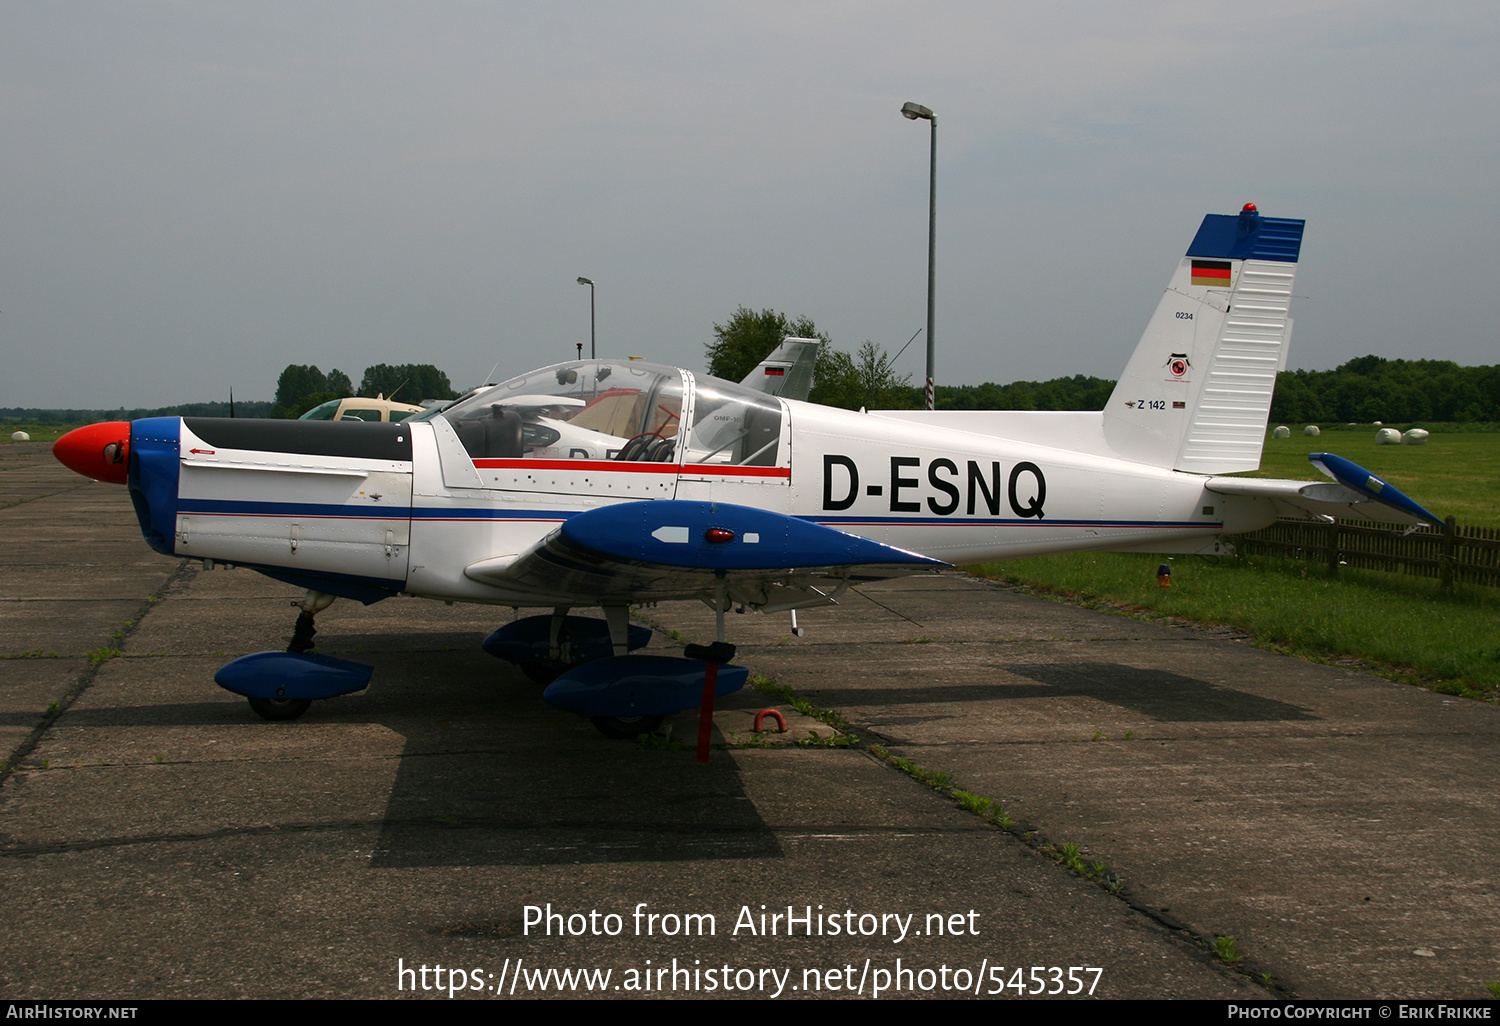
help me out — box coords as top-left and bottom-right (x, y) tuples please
(1303, 425), (1321, 436)
(1402, 428), (1430, 445)
(1375, 428), (1402, 445)
(9, 431), (29, 441)
(1272, 425), (1291, 439)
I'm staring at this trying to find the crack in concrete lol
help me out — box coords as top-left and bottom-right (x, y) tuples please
(0, 560), (197, 790)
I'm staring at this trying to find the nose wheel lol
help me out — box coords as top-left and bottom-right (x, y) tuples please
(590, 714), (665, 739)
(242, 592), (334, 722)
(245, 607), (319, 720)
(248, 696), (312, 721)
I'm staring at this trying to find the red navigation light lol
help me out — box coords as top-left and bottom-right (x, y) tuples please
(1242, 202), (1257, 212)
(704, 528), (735, 544)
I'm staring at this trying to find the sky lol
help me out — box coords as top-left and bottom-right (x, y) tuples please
(4, 1), (1497, 409)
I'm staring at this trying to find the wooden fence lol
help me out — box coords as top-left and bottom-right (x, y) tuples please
(1235, 516), (1500, 591)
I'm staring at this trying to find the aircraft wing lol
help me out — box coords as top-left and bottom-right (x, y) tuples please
(1205, 453), (1442, 527)
(465, 499), (946, 607)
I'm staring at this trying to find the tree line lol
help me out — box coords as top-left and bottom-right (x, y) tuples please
(9, 330), (1493, 427)
(708, 307), (1128, 412)
(706, 307), (919, 410)
(2, 400), (274, 423)
(709, 309), (1498, 421)
(1267, 356), (1499, 424)
(2, 362), (462, 425)
(271, 363), (458, 418)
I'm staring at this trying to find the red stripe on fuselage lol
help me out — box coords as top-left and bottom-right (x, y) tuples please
(470, 458), (789, 479)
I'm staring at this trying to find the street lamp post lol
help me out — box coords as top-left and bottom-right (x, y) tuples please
(900, 101), (937, 410)
(576, 277), (596, 359)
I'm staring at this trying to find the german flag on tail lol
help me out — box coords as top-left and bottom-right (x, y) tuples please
(1191, 259), (1232, 287)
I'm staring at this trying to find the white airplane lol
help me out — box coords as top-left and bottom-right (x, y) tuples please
(53, 205), (1439, 737)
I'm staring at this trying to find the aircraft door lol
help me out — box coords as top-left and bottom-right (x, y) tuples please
(675, 376), (791, 512)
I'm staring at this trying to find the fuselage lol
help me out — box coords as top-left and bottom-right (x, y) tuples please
(83, 360), (1271, 611)
(56, 208), (1323, 614)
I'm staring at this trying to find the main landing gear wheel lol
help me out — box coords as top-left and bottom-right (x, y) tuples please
(591, 714), (665, 740)
(519, 660), (568, 685)
(248, 696), (312, 722)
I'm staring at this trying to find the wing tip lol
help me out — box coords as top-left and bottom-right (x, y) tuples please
(1308, 452), (1443, 526)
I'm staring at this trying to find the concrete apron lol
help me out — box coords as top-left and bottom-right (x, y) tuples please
(1, 441), (1494, 999)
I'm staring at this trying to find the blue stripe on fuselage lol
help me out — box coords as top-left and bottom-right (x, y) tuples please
(177, 500), (573, 522)
(177, 500), (1220, 532)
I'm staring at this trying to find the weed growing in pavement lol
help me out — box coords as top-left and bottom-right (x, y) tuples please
(750, 675), (851, 732)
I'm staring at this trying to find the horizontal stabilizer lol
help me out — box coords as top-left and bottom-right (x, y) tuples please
(1308, 453), (1442, 525)
(1205, 453), (1441, 527)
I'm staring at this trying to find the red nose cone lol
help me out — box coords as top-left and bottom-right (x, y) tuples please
(53, 422), (131, 484)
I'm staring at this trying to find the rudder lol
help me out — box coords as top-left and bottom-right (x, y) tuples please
(1103, 205), (1304, 473)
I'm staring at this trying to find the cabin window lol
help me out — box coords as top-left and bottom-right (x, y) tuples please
(686, 381), (783, 467)
(438, 362), (685, 462)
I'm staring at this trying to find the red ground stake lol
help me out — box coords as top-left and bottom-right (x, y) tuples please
(696, 662), (719, 764)
(754, 709), (787, 733)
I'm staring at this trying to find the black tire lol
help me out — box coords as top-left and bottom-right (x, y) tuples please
(591, 714), (664, 739)
(248, 696), (312, 722)
(519, 661), (567, 685)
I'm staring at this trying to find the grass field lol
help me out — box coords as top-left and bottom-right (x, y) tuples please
(1, 423), (70, 444)
(973, 426), (1500, 700)
(970, 552), (1500, 698)
(1247, 425), (1500, 526)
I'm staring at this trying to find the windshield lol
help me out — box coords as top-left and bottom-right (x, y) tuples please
(299, 399), (342, 421)
(438, 361), (685, 461)
(431, 360), (785, 467)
